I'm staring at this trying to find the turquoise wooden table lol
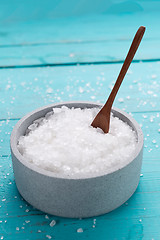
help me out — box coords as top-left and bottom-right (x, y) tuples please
(0, 1), (160, 239)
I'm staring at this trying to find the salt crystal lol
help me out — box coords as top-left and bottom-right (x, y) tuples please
(46, 235), (52, 239)
(140, 174), (143, 177)
(25, 220), (30, 223)
(152, 140), (156, 144)
(45, 215), (49, 219)
(79, 87), (84, 93)
(16, 227), (19, 231)
(142, 115), (147, 119)
(46, 88), (53, 94)
(45, 111), (53, 119)
(90, 96), (95, 99)
(128, 70), (133, 74)
(118, 98), (124, 103)
(150, 116), (154, 122)
(28, 123), (38, 131)
(18, 107), (137, 178)
(6, 84), (11, 90)
(151, 74), (157, 79)
(147, 91), (153, 95)
(77, 228), (83, 233)
(50, 220), (56, 227)
(69, 53), (75, 57)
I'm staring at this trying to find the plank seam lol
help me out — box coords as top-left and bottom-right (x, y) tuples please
(0, 58), (160, 69)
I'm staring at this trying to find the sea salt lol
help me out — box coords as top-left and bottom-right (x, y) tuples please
(77, 228), (83, 233)
(50, 220), (56, 227)
(18, 107), (137, 178)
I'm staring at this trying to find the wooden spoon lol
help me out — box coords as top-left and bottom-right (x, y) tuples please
(91, 26), (146, 133)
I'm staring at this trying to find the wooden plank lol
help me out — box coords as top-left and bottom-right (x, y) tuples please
(0, 61), (160, 119)
(1, 0), (160, 23)
(1, 39), (160, 67)
(0, 11), (160, 45)
(0, 12), (160, 66)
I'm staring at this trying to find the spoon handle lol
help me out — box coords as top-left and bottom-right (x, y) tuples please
(105, 26), (146, 109)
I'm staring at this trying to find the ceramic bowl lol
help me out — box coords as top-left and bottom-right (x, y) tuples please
(10, 102), (143, 218)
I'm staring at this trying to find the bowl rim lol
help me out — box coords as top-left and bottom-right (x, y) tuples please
(10, 101), (143, 180)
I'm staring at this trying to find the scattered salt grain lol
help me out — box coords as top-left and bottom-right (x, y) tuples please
(16, 227), (19, 231)
(90, 96), (95, 99)
(50, 220), (56, 227)
(77, 228), (83, 233)
(142, 115), (147, 119)
(25, 220), (30, 224)
(18, 107), (137, 178)
(93, 218), (96, 227)
(69, 53), (75, 58)
(151, 74), (157, 79)
(46, 88), (53, 94)
(118, 98), (124, 103)
(45, 215), (49, 219)
(46, 235), (52, 239)
(147, 91), (153, 95)
(79, 87), (84, 93)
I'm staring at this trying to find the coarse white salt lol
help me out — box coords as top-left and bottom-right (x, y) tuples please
(18, 107), (137, 179)
(77, 228), (83, 233)
(50, 220), (56, 227)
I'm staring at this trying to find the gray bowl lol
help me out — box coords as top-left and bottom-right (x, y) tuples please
(10, 102), (143, 218)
